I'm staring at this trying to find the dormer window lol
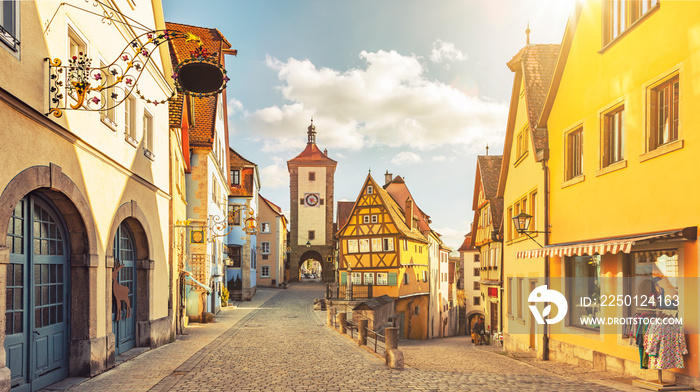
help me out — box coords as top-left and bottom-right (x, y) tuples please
(231, 169), (240, 185)
(367, 186), (374, 194)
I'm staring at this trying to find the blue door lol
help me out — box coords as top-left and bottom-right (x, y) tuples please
(5, 195), (70, 391)
(112, 223), (136, 355)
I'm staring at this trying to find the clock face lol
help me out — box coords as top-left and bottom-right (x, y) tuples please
(305, 193), (320, 207)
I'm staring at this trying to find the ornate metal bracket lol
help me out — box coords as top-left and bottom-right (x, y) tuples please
(209, 205), (259, 241)
(47, 28), (232, 118)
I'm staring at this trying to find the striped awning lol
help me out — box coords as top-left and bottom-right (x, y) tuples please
(516, 228), (696, 259)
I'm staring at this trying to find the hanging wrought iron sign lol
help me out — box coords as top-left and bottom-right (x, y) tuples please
(47, 29), (232, 118)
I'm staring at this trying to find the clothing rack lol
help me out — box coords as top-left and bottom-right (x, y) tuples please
(632, 311), (691, 391)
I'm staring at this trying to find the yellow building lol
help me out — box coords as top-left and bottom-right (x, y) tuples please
(470, 156), (504, 336)
(498, 41), (559, 357)
(337, 174), (430, 339)
(516, 1), (700, 386)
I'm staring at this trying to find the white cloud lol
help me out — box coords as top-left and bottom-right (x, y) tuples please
(239, 50), (506, 153)
(259, 158), (288, 189)
(432, 155), (447, 162)
(430, 39), (468, 64)
(390, 151), (423, 165)
(228, 98), (246, 116)
(434, 226), (468, 252)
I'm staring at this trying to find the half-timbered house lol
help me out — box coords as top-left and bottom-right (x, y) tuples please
(337, 174), (430, 339)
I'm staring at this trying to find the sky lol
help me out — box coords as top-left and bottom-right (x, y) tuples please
(163, 0), (574, 252)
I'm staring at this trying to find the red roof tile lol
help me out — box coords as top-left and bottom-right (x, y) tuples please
(336, 201), (355, 230)
(458, 234), (475, 252)
(260, 195), (284, 216)
(384, 176), (431, 232)
(288, 142), (337, 166)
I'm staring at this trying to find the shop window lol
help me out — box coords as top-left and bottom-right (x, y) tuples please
(648, 75), (679, 151)
(566, 127), (583, 180)
(623, 250), (679, 326)
(566, 255), (602, 329)
(602, 105), (625, 167)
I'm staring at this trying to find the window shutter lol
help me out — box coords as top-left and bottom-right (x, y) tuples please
(340, 272), (347, 285)
(388, 272), (397, 286)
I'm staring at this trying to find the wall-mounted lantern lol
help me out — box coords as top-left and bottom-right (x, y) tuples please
(511, 212), (548, 248)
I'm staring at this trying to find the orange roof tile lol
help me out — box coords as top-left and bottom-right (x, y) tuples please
(384, 175), (431, 232)
(288, 142), (337, 166)
(260, 195), (284, 216)
(166, 22), (231, 147)
(458, 234), (475, 252)
(336, 201), (355, 230)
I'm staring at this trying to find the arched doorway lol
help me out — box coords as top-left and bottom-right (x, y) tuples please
(112, 222), (136, 355)
(5, 193), (71, 391)
(297, 250), (324, 281)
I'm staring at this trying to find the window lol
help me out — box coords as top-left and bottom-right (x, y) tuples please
(363, 215), (370, 224)
(299, 198), (304, 205)
(261, 222), (270, 233)
(423, 271), (428, 282)
(359, 239), (370, 253)
(68, 27), (87, 102)
(603, 0), (658, 46)
(529, 192), (537, 232)
(347, 239), (358, 253)
(624, 250), (679, 324)
(124, 96), (136, 143)
(474, 254), (479, 263)
(229, 245), (242, 267)
(261, 266), (270, 278)
(143, 111), (154, 159)
(516, 278), (523, 319)
(308, 172), (315, 181)
(99, 61), (117, 128)
(507, 207), (513, 241)
(382, 238), (394, 252)
(367, 186), (373, 194)
(260, 242), (270, 254)
(403, 273), (409, 285)
(507, 278), (513, 315)
(516, 127), (528, 159)
(566, 127), (583, 180)
(649, 75), (679, 150)
(602, 106), (625, 167)
(371, 238), (382, 252)
(566, 255), (601, 329)
(371, 215), (378, 223)
(364, 273), (374, 285)
(0, 0), (18, 51)
(377, 273), (388, 285)
(228, 205), (241, 226)
(474, 281), (480, 291)
(307, 230), (315, 241)
(473, 267), (479, 277)
(352, 272), (362, 285)
(473, 296), (480, 306)
(231, 169), (240, 185)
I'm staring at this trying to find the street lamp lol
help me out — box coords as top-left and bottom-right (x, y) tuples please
(306, 240), (311, 248)
(511, 212), (548, 247)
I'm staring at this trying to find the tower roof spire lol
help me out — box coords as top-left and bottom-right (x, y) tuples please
(526, 22), (531, 45)
(307, 117), (316, 144)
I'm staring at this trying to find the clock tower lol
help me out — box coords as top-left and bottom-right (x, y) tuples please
(287, 120), (337, 282)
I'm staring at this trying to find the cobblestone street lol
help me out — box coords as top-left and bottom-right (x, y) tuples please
(48, 282), (647, 392)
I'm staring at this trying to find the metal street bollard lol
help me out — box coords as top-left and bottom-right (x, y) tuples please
(385, 327), (399, 350)
(358, 319), (368, 346)
(338, 312), (347, 334)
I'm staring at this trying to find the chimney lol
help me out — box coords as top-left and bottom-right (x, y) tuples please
(385, 170), (393, 186)
(324, 148), (328, 156)
(405, 198), (414, 230)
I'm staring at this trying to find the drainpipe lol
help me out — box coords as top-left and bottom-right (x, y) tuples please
(542, 147), (550, 361)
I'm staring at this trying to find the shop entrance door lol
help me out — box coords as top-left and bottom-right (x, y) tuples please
(112, 222), (136, 355)
(5, 195), (70, 391)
